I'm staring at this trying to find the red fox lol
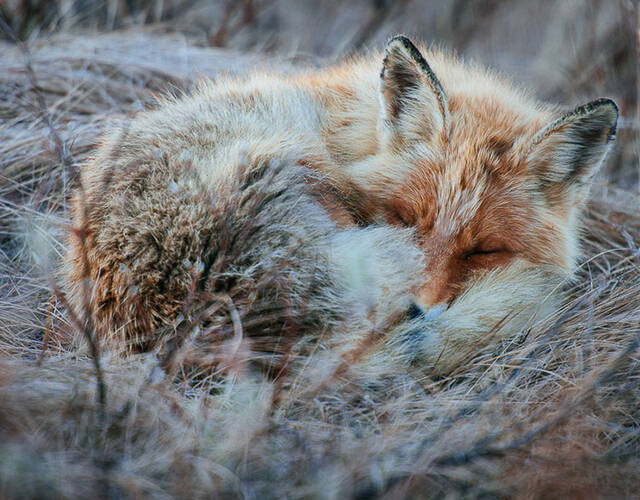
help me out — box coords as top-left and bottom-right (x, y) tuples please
(64, 36), (617, 374)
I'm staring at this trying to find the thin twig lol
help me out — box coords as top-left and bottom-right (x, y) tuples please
(431, 329), (640, 467)
(37, 294), (55, 366)
(0, 15), (107, 417)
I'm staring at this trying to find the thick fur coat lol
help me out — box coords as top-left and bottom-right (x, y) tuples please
(2, 30), (637, 499)
(64, 36), (617, 374)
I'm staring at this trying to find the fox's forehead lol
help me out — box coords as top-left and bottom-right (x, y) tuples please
(431, 165), (501, 236)
(399, 128), (533, 237)
(382, 85), (554, 238)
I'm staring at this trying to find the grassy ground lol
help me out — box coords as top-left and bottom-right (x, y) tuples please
(1, 2), (639, 498)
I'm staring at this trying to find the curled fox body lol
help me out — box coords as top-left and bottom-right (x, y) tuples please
(65, 36), (617, 374)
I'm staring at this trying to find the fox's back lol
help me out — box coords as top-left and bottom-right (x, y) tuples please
(64, 37), (617, 374)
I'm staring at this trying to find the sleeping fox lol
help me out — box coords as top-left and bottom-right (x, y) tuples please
(64, 36), (617, 375)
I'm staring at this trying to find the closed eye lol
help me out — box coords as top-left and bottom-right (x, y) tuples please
(388, 210), (413, 227)
(463, 247), (508, 260)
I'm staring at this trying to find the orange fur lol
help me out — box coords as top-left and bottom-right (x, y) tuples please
(314, 37), (617, 315)
(64, 36), (618, 372)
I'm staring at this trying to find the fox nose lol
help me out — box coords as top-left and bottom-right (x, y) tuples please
(407, 303), (423, 320)
(407, 302), (447, 321)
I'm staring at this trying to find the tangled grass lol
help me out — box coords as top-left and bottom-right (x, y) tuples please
(1, 30), (640, 499)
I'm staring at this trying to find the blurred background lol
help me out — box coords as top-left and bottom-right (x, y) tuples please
(1, 0), (638, 190)
(1, 4), (639, 498)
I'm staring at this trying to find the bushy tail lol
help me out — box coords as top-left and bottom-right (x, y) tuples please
(63, 149), (423, 376)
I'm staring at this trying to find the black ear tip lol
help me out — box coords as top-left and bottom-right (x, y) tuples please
(574, 97), (617, 113)
(594, 97), (619, 120)
(571, 97), (619, 138)
(596, 97), (618, 113)
(594, 98), (619, 136)
(388, 34), (412, 44)
(578, 97), (618, 119)
(386, 34), (417, 53)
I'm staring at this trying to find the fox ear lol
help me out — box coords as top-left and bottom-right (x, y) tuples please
(527, 98), (618, 204)
(379, 35), (449, 144)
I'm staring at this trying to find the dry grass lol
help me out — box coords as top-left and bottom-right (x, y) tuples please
(1, 3), (640, 498)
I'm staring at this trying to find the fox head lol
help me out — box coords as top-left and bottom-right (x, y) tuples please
(364, 36), (618, 318)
